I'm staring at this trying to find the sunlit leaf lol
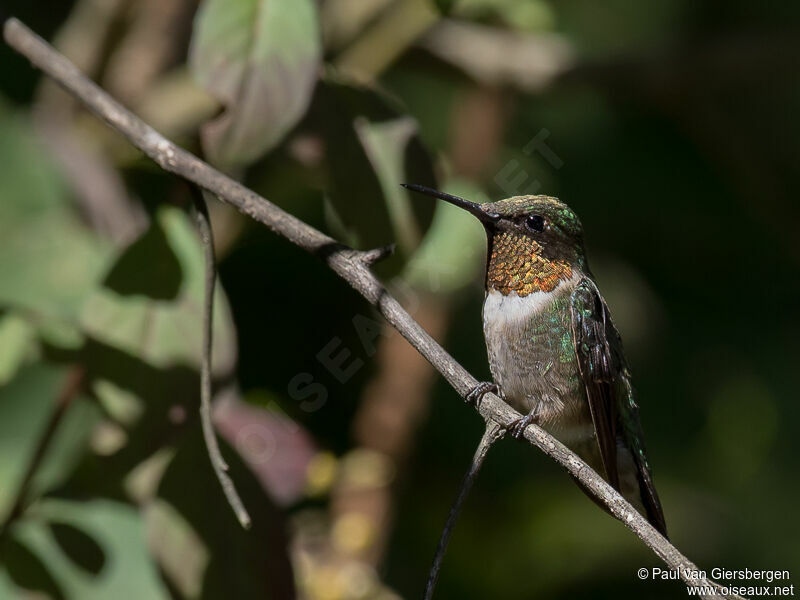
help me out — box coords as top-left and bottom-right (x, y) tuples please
(403, 179), (487, 293)
(0, 312), (38, 385)
(0, 103), (111, 319)
(190, 0), (322, 167)
(48, 522), (106, 575)
(355, 116), (424, 253)
(79, 207), (237, 376)
(0, 533), (64, 599)
(0, 365), (97, 522)
(12, 499), (169, 599)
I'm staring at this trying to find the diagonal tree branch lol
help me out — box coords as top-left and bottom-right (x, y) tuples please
(2, 17), (743, 600)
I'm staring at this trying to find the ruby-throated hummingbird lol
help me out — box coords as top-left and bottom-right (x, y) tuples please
(403, 184), (667, 536)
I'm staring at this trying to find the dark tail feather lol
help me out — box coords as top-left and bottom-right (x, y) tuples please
(636, 467), (668, 539)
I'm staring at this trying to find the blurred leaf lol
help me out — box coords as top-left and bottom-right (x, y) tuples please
(36, 317), (85, 351)
(0, 312), (38, 385)
(190, 0), (321, 167)
(158, 428), (295, 600)
(12, 499), (169, 599)
(48, 522), (106, 575)
(355, 116), (425, 253)
(404, 179), (487, 293)
(451, 0), (555, 31)
(0, 365), (97, 522)
(91, 379), (143, 426)
(0, 533), (64, 599)
(79, 207), (237, 376)
(103, 217), (182, 300)
(45, 342), (201, 504)
(313, 78), (437, 270)
(145, 499), (209, 599)
(0, 103), (111, 319)
(31, 396), (100, 501)
(215, 394), (317, 506)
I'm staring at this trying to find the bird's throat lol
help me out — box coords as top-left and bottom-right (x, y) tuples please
(487, 231), (573, 296)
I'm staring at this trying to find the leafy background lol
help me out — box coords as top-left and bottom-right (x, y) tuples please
(0, 0), (799, 598)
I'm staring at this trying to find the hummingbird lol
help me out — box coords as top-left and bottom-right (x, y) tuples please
(402, 183), (667, 537)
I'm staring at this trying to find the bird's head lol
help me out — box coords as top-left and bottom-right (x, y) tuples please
(403, 184), (587, 296)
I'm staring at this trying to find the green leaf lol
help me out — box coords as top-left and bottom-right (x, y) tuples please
(0, 533), (64, 599)
(10, 499), (169, 600)
(0, 365), (97, 522)
(103, 218), (182, 300)
(355, 116), (425, 253)
(0, 313), (38, 385)
(404, 179), (487, 293)
(450, 0), (555, 32)
(48, 522), (106, 575)
(190, 0), (321, 167)
(0, 104), (111, 319)
(313, 78), (437, 272)
(79, 207), (237, 376)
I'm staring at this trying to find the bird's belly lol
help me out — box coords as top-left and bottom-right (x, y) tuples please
(482, 286), (591, 446)
(482, 284), (651, 518)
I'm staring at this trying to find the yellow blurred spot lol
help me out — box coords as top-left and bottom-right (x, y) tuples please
(340, 449), (394, 489)
(90, 420), (127, 455)
(332, 513), (375, 554)
(306, 451), (338, 496)
(307, 565), (346, 600)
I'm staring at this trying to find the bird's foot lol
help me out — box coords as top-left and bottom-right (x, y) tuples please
(505, 408), (541, 439)
(465, 381), (498, 407)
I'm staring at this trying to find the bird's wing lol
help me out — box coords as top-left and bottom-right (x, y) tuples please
(570, 277), (667, 536)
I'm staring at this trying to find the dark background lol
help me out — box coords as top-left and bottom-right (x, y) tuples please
(0, 1), (798, 598)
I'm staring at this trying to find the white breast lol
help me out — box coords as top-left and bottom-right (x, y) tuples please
(481, 272), (582, 419)
(482, 271), (582, 332)
(482, 288), (551, 331)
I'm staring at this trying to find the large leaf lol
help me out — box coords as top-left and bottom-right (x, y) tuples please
(0, 534), (64, 599)
(0, 103), (111, 320)
(190, 0), (321, 167)
(403, 179), (488, 293)
(0, 312), (38, 385)
(0, 365), (99, 523)
(312, 78), (437, 273)
(6, 499), (169, 600)
(102, 217), (182, 301)
(79, 207), (237, 376)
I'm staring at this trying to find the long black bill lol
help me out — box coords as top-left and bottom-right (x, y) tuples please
(401, 183), (499, 224)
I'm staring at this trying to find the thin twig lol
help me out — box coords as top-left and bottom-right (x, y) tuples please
(1, 18), (743, 599)
(425, 420), (502, 600)
(0, 368), (84, 539)
(189, 184), (251, 529)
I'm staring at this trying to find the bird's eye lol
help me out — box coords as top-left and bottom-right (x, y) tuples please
(525, 215), (545, 232)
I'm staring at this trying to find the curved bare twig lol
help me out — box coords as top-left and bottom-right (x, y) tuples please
(189, 184), (251, 529)
(425, 421), (503, 600)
